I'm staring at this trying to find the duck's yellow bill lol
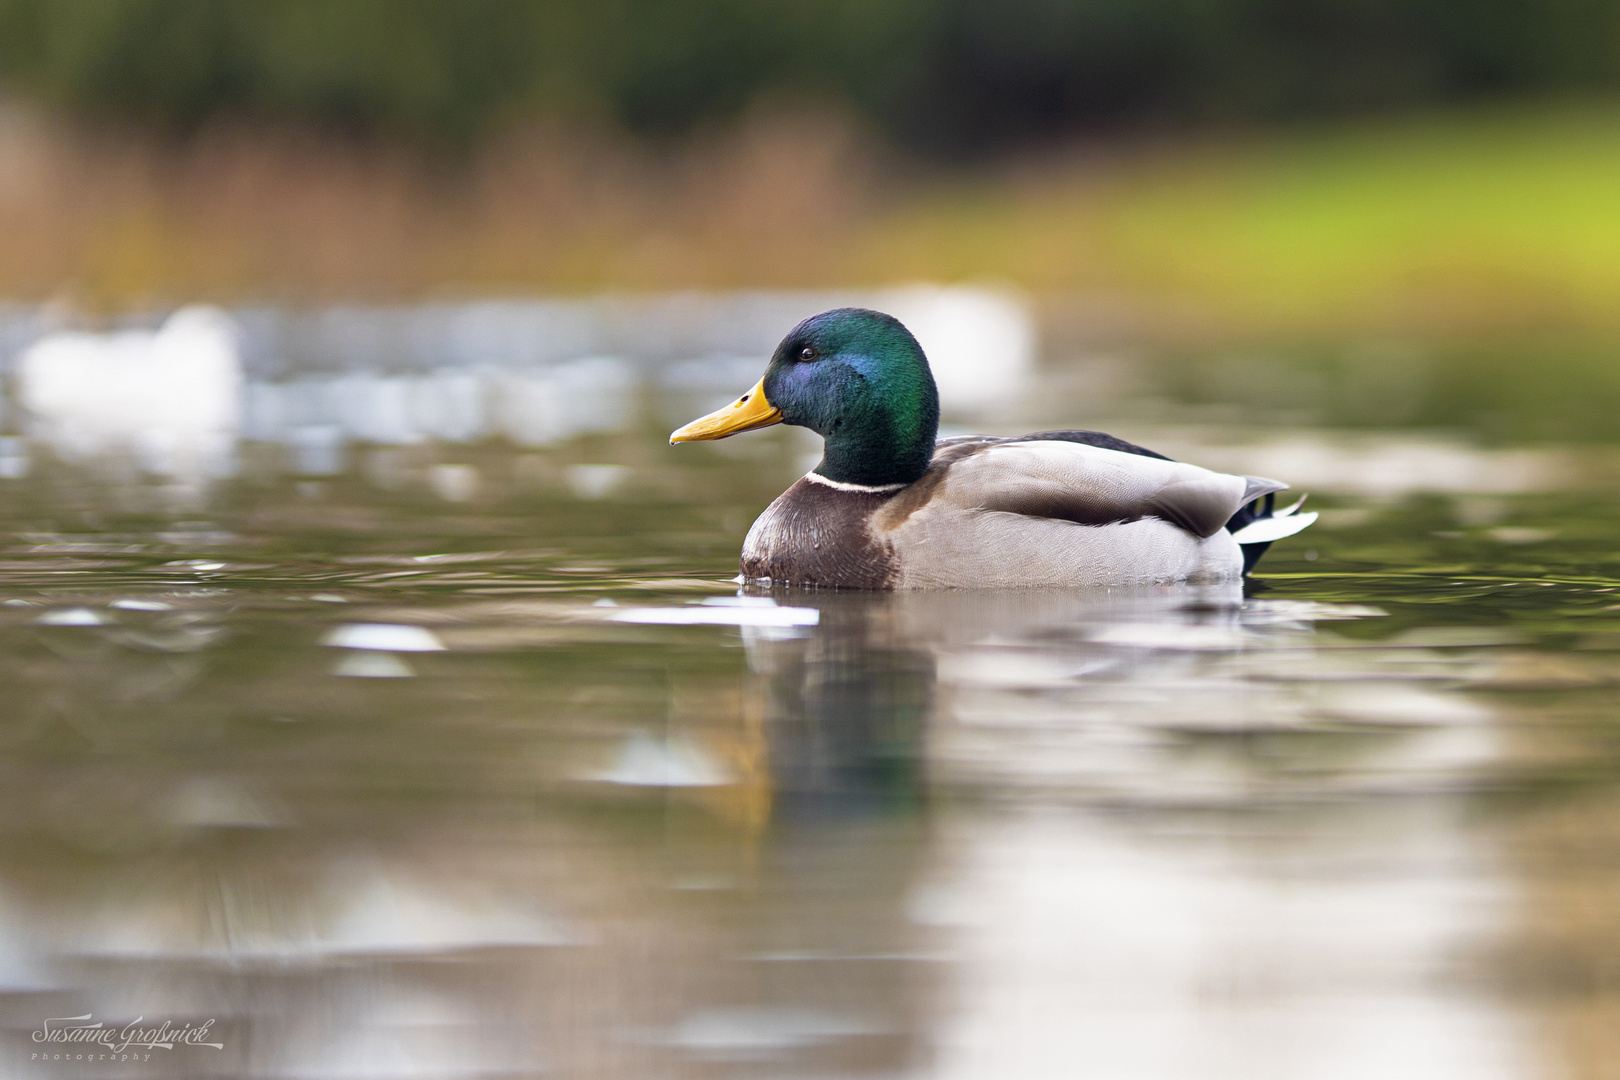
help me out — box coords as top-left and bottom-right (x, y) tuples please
(669, 378), (783, 443)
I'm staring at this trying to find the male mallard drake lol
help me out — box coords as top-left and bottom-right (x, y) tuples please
(671, 308), (1315, 589)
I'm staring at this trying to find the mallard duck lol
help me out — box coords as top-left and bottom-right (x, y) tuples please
(671, 308), (1315, 589)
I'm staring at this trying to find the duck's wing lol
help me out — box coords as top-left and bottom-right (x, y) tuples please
(921, 438), (1286, 539)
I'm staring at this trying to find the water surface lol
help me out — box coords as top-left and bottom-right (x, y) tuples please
(2, 395), (1619, 1079)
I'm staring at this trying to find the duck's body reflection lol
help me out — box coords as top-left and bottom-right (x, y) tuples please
(747, 580), (1504, 810)
(734, 582), (1526, 1080)
(744, 582), (1253, 816)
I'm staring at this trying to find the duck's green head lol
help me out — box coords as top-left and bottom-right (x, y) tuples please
(670, 308), (940, 487)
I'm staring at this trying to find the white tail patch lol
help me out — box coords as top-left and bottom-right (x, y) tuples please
(1273, 494), (1308, 517)
(1230, 511), (1319, 545)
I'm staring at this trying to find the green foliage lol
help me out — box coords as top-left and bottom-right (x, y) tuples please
(0, 0), (1617, 149)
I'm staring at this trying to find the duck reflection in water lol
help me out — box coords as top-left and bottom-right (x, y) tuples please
(739, 580), (1255, 818)
(721, 580), (1522, 1080)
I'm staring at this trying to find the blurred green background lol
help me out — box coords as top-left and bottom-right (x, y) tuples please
(0, 0), (1618, 335)
(5, 0), (1619, 147)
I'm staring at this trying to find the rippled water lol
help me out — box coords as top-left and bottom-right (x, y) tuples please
(4, 414), (1620, 1079)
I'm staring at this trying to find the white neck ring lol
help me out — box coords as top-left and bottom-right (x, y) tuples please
(802, 471), (907, 494)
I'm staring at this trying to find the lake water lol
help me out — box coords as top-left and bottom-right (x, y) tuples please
(3, 314), (1620, 1079)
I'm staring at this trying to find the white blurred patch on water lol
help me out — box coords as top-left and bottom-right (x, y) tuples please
(331, 651), (416, 678)
(923, 807), (1528, 1080)
(320, 876), (578, 955)
(566, 462), (629, 499)
(0, 895), (51, 991)
(242, 358), (638, 453)
(165, 776), (291, 829)
(110, 597), (174, 611)
(590, 733), (735, 787)
(1, 288), (1034, 481)
(609, 604), (820, 627)
(494, 356), (637, 445)
(34, 606), (107, 626)
(70, 867), (577, 963)
(426, 462), (480, 502)
(0, 435), (27, 478)
(18, 306), (241, 478)
(321, 623), (447, 652)
(644, 1006), (886, 1058)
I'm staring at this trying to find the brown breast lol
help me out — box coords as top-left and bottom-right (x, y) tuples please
(740, 477), (901, 589)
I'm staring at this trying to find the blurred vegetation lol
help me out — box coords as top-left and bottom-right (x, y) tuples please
(3, 1), (1620, 327)
(2, 0), (1620, 151)
(889, 107), (1620, 328)
(4, 100), (1620, 331)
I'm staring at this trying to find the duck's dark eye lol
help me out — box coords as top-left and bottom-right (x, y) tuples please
(797, 345), (816, 361)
